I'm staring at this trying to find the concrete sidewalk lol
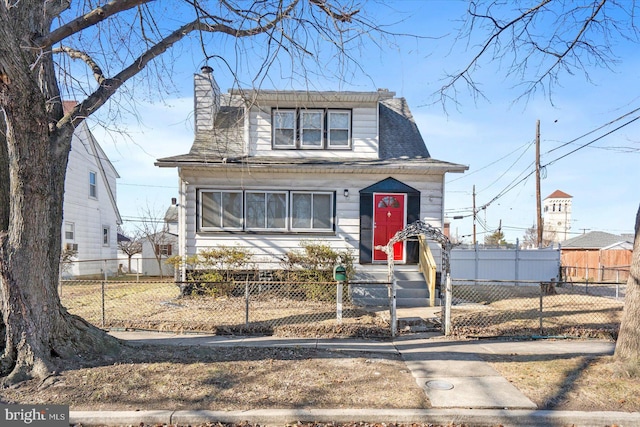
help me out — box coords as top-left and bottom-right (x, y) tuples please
(85, 330), (635, 427)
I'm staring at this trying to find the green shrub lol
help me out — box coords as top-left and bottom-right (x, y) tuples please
(279, 241), (354, 301)
(168, 246), (254, 297)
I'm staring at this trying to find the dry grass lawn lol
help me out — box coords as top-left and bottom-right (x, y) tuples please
(1, 339), (638, 414)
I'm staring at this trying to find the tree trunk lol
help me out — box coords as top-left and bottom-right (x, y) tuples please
(614, 205), (640, 360)
(0, 2), (121, 385)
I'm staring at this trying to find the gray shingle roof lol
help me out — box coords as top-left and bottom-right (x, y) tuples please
(379, 98), (430, 159)
(561, 231), (632, 249)
(188, 105), (245, 160)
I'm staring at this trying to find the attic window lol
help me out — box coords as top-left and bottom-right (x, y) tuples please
(272, 108), (351, 150)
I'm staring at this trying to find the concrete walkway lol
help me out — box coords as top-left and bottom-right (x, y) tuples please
(69, 331), (635, 427)
(393, 334), (615, 410)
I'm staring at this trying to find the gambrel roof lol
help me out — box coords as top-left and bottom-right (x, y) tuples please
(156, 91), (465, 174)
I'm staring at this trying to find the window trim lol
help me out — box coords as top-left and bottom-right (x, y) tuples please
(272, 109), (296, 148)
(65, 222), (75, 241)
(196, 189), (336, 234)
(271, 108), (352, 150)
(299, 109), (324, 149)
(327, 110), (352, 149)
(102, 226), (110, 247)
(199, 189), (244, 231)
(290, 191), (334, 232)
(156, 244), (172, 256)
(89, 171), (97, 199)
(245, 190), (289, 231)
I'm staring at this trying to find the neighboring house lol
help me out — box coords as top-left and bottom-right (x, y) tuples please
(139, 199), (178, 277)
(543, 190), (572, 244)
(61, 101), (122, 278)
(560, 231), (632, 281)
(155, 68), (467, 295)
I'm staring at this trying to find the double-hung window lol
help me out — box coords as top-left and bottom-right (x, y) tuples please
(273, 110), (296, 147)
(300, 110), (323, 148)
(89, 171), (97, 198)
(327, 111), (351, 148)
(65, 222), (75, 240)
(272, 108), (351, 149)
(200, 190), (243, 230)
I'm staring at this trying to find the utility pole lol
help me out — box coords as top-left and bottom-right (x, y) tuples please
(472, 185), (477, 245)
(535, 120), (542, 247)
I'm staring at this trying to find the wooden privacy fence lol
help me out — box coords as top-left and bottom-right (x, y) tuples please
(561, 249), (631, 282)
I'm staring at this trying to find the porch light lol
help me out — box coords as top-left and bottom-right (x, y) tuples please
(343, 189), (349, 198)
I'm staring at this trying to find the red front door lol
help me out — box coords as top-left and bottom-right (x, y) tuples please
(373, 193), (406, 261)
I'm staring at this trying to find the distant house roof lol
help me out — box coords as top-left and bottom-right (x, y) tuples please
(164, 204), (178, 223)
(117, 233), (131, 243)
(545, 190), (572, 199)
(561, 231), (632, 249)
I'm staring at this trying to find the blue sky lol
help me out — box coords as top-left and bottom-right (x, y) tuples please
(91, 0), (639, 242)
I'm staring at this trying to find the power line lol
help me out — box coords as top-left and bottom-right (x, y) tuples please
(543, 115), (640, 167)
(545, 106), (640, 155)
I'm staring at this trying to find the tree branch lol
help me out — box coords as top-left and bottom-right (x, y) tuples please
(53, 46), (107, 85)
(439, 0), (553, 104)
(56, 0), (305, 131)
(35, 0), (153, 49)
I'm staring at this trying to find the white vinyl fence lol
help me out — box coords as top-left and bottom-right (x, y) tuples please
(450, 244), (561, 283)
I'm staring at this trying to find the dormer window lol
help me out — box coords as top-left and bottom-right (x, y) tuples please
(273, 110), (296, 147)
(273, 108), (351, 149)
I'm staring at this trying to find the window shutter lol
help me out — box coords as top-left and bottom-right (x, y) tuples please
(167, 244), (172, 256)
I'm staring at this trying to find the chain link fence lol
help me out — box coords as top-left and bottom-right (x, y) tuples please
(60, 258), (175, 280)
(446, 278), (625, 339)
(562, 264), (630, 283)
(59, 279), (391, 337)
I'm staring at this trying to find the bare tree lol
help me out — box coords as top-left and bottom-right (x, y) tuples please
(440, 1), (640, 106)
(137, 205), (174, 279)
(0, 0), (379, 384)
(117, 231), (143, 274)
(444, 0), (640, 361)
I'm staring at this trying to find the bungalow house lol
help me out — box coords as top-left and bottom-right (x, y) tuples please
(61, 102), (122, 278)
(139, 198), (179, 277)
(155, 68), (467, 305)
(560, 231), (632, 282)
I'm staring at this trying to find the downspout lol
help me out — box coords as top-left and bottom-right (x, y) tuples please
(179, 170), (187, 283)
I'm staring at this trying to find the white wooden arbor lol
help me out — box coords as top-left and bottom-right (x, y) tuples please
(375, 219), (452, 335)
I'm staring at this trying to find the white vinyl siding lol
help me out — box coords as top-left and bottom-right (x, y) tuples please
(181, 170), (445, 266)
(252, 105), (376, 158)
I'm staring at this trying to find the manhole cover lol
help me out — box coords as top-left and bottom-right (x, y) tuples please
(425, 380), (454, 390)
